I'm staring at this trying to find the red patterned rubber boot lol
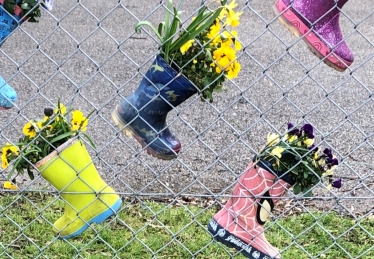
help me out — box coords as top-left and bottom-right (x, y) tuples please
(273, 0), (353, 72)
(208, 161), (294, 259)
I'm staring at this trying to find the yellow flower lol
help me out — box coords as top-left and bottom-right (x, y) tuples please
(271, 146), (285, 159)
(54, 103), (67, 122)
(219, 0), (238, 19)
(4, 181), (17, 190)
(313, 149), (320, 160)
(226, 9), (243, 27)
(180, 39), (195, 55)
(225, 30), (241, 50)
(216, 56), (231, 72)
(22, 121), (37, 138)
(2, 143), (19, 156)
(1, 143), (18, 169)
(207, 20), (221, 40)
(285, 134), (298, 143)
(37, 121), (44, 130)
(71, 110), (88, 132)
(1, 154), (8, 169)
(322, 170), (334, 177)
(267, 133), (280, 146)
(54, 103), (66, 115)
(226, 60), (241, 79)
(213, 46), (237, 73)
(219, 0), (242, 27)
(193, 59), (198, 64)
(303, 138), (315, 147)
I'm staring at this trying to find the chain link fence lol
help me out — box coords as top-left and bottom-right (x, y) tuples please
(0, 0), (373, 258)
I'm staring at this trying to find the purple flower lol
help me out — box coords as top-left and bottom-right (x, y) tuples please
(301, 124), (314, 138)
(287, 122), (299, 135)
(323, 148), (333, 158)
(331, 178), (342, 189)
(326, 157), (339, 166)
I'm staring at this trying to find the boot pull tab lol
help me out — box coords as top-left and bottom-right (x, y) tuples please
(256, 190), (275, 225)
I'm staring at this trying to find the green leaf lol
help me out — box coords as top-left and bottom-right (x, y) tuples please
(293, 184), (301, 195)
(164, 0), (173, 37)
(303, 190), (313, 197)
(49, 132), (74, 144)
(82, 133), (96, 149)
(163, 7), (181, 62)
(158, 22), (165, 37)
(27, 167), (35, 180)
(135, 21), (163, 42)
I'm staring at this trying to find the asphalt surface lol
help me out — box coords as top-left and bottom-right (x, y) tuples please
(0, 0), (373, 216)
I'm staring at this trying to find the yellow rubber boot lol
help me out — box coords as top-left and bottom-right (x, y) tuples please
(37, 139), (122, 239)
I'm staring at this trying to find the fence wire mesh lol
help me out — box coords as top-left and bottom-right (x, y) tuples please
(0, 0), (373, 258)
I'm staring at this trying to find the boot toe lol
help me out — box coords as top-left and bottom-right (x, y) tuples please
(0, 78), (17, 109)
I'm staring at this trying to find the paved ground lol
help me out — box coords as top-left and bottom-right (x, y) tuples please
(0, 0), (373, 216)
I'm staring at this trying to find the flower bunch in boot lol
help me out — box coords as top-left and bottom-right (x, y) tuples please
(1, 100), (94, 179)
(1, 100), (122, 239)
(112, 0), (243, 160)
(258, 123), (342, 196)
(208, 123), (341, 259)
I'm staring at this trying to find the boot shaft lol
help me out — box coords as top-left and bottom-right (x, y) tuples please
(226, 162), (290, 216)
(37, 139), (108, 195)
(132, 55), (197, 115)
(281, 0), (345, 30)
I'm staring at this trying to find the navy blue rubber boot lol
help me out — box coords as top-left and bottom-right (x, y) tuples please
(112, 55), (198, 160)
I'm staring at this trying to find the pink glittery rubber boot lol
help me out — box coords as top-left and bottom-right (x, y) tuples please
(273, 0), (353, 72)
(208, 161), (294, 259)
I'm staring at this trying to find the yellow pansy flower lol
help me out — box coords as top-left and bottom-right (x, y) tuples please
(271, 146), (285, 159)
(207, 21), (221, 40)
(303, 138), (315, 147)
(226, 60), (241, 79)
(71, 110), (88, 132)
(1, 143), (18, 169)
(227, 30), (241, 50)
(1, 154), (8, 169)
(267, 133), (280, 146)
(180, 39), (195, 55)
(4, 181), (17, 190)
(285, 134), (298, 143)
(22, 121), (37, 138)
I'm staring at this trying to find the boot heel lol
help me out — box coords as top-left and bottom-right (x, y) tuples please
(111, 107), (133, 137)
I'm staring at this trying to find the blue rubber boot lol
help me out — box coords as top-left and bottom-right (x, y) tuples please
(111, 55), (198, 160)
(0, 0), (22, 109)
(0, 0), (23, 46)
(0, 75), (17, 109)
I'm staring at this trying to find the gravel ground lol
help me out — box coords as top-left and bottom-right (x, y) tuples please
(0, 0), (373, 216)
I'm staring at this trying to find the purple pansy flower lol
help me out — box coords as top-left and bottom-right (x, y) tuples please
(326, 157), (339, 166)
(287, 122), (299, 135)
(331, 178), (342, 189)
(301, 124), (314, 138)
(323, 148), (333, 158)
